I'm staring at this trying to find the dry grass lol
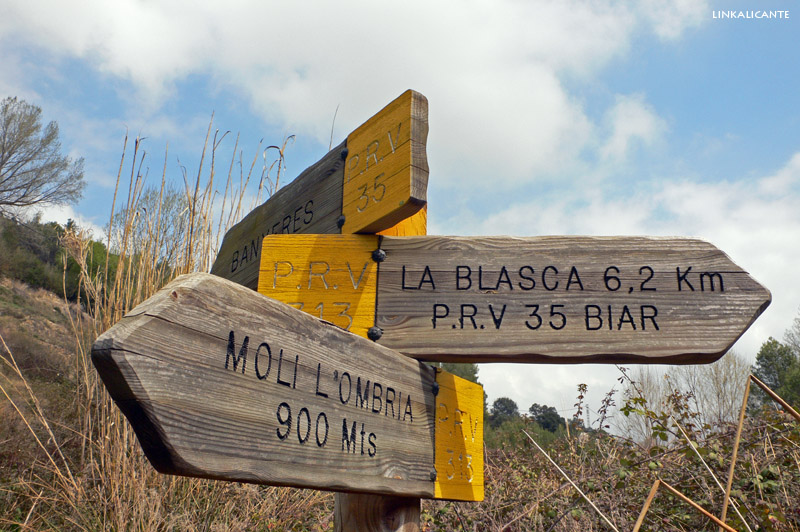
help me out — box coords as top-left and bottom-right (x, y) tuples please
(421, 411), (799, 531)
(0, 122), (332, 531)
(1, 122), (799, 531)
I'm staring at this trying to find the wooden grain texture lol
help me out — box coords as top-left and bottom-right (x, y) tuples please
(92, 273), (482, 500)
(374, 235), (771, 363)
(342, 90), (428, 234)
(257, 234), (380, 338)
(334, 493), (421, 532)
(254, 226), (429, 340)
(92, 273), (436, 497)
(210, 141), (346, 291)
(210, 89), (430, 292)
(378, 205), (427, 237)
(433, 370), (484, 501)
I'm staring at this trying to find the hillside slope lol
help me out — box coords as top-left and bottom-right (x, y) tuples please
(0, 277), (83, 479)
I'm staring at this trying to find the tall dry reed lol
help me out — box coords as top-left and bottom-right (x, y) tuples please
(2, 119), (799, 532)
(1, 120), (331, 531)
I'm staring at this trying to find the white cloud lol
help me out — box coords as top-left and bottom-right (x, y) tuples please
(480, 362), (623, 424)
(759, 152), (800, 196)
(35, 204), (106, 239)
(466, 151), (800, 414)
(0, 47), (35, 100)
(600, 93), (667, 162)
(0, 0), (703, 191)
(0, 0), (724, 419)
(458, 151), (800, 363)
(653, 159), (800, 357)
(446, 194), (654, 237)
(637, 0), (709, 40)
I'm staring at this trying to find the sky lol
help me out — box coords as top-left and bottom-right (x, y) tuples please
(2, 0), (799, 423)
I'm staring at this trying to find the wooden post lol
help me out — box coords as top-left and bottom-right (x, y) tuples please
(208, 90), (434, 529)
(90, 86), (777, 531)
(335, 493), (420, 532)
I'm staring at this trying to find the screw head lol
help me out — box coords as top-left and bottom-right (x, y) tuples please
(367, 326), (383, 341)
(336, 215), (346, 229)
(429, 469), (437, 481)
(372, 248), (386, 263)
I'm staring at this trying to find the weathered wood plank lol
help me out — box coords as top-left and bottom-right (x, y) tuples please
(257, 234), (380, 338)
(375, 235), (771, 363)
(210, 141), (346, 291)
(334, 493), (421, 532)
(378, 205), (427, 237)
(256, 234), (771, 363)
(339, 194), (429, 526)
(433, 370), (484, 501)
(342, 90), (428, 234)
(92, 273), (483, 500)
(255, 209), (428, 339)
(211, 90), (429, 292)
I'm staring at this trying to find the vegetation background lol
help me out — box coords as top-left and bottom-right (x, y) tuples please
(1, 108), (799, 530)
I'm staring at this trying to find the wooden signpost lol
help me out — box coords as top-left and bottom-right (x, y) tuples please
(258, 234), (771, 364)
(92, 273), (483, 501)
(210, 90), (429, 291)
(91, 89), (774, 531)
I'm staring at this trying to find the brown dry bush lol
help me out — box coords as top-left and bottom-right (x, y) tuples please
(1, 125), (333, 531)
(2, 122), (799, 531)
(423, 377), (800, 532)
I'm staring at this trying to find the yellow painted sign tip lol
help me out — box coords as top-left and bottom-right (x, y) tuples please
(433, 371), (485, 502)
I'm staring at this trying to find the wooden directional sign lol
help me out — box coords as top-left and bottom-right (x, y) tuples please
(91, 273), (483, 501)
(210, 90), (428, 291)
(259, 234), (380, 338)
(341, 90), (428, 234)
(258, 234), (771, 364)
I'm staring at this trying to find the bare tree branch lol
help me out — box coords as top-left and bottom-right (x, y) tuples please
(0, 97), (85, 216)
